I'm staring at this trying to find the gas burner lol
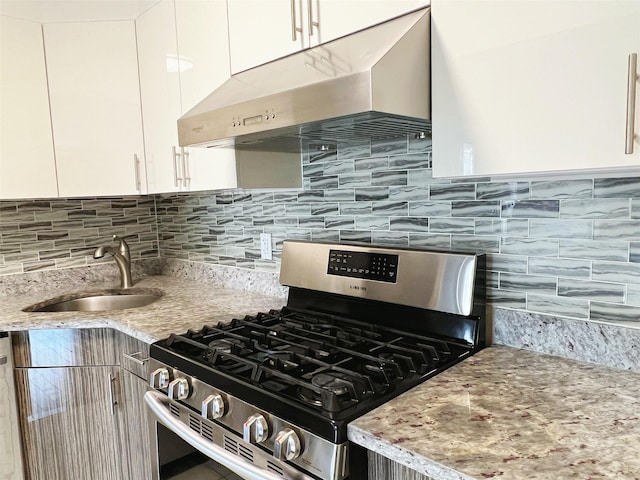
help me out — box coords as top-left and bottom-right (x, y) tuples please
(298, 371), (370, 411)
(203, 338), (254, 366)
(297, 388), (324, 407)
(311, 372), (357, 395)
(208, 338), (245, 353)
(260, 350), (300, 372)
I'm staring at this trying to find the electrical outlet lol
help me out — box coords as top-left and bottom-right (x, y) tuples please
(260, 233), (272, 260)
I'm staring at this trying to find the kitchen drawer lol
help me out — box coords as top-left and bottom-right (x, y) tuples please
(12, 328), (119, 368)
(118, 331), (150, 380)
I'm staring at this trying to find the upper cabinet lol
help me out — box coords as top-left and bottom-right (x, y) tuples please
(227, 0), (428, 74)
(432, 0), (640, 178)
(0, 15), (58, 199)
(136, 0), (183, 194)
(44, 21), (147, 197)
(313, 0), (428, 45)
(137, 0), (236, 194)
(227, 0), (308, 73)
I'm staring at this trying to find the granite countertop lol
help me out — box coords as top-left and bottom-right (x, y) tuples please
(349, 345), (640, 480)
(0, 274), (286, 343)
(4, 271), (640, 480)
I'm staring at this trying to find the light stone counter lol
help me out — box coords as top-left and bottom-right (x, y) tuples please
(4, 264), (640, 480)
(348, 346), (640, 480)
(0, 274), (286, 343)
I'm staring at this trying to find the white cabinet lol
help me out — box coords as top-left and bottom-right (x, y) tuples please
(137, 0), (236, 194)
(44, 21), (147, 197)
(136, 0), (182, 193)
(313, 0), (428, 45)
(432, 0), (640, 178)
(227, 0), (428, 74)
(175, 0), (237, 192)
(227, 0), (307, 74)
(0, 16), (58, 199)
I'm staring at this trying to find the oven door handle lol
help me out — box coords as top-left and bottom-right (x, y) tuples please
(144, 391), (285, 480)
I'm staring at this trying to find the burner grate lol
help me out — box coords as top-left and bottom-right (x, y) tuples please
(163, 307), (465, 413)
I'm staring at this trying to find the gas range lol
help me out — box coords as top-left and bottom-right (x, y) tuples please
(145, 241), (486, 480)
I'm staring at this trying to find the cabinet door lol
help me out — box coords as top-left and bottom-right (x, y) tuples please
(176, 0), (231, 113)
(138, 0), (237, 194)
(0, 15), (58, 199)
(183, 147), (237, 191)
(176, 0), (238, 192)
(44, 21), (147, 196)
(137, 0), (183, 194)
(227, 0), (309, 74)
(118, 369), (153, 480)
(0, 336), (24, 480)
(368, 451), (431, 480)
(432, 0), (640, 178)
(313, 0), (428, 45)
(14, 366), (125, 480)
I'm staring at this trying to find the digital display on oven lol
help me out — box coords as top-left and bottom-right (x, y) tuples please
(327, 249), (398, 283)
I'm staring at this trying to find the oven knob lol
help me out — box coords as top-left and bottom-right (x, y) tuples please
(149, 368), (170, 389)
(274, 429), (302, 461)
(243, 413), (269, 444)
(167, 378), (190, 400)
(201, 394), (226, 419)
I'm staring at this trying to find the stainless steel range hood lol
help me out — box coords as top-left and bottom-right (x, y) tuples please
(178, 7), (430, 188)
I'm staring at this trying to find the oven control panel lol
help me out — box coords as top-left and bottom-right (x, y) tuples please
(327, 249), (398, 283)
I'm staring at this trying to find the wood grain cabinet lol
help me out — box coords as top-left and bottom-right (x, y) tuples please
(136, 0), (236, 194)
(0, 15), (58, 200)
(368, 451), (432, 480)
(227, 0), (428, 74)
(0, 333), (24, 480)
(431, 0), (640, 178)
(11, 329), (152, 480)
(14, 365), (126, 480)
(118, 369), (153, 480)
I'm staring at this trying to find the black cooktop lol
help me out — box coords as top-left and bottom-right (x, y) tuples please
(150, 303), (477, 443)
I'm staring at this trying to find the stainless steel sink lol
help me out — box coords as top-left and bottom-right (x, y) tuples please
(23, 288), (163, 312)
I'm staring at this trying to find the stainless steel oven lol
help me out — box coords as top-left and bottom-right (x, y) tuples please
(146, 388), (323, 480)
(144, 240), (486, 480)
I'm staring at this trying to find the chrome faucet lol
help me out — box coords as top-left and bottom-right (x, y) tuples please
(93, 235), (133, 288)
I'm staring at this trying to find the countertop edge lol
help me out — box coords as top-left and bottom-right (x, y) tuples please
(348, 425), (475, 480)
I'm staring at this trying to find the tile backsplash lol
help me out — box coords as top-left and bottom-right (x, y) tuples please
(2, 136), (639, 326)
(0, 197), (158, 276)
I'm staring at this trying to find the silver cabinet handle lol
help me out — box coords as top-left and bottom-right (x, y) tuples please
(108, 372), (117, 415)
(133, 154), (142, 192)
(172, 146), (183, 187)
(290, 0), (302, 41)
(144, 391), (284, 480)
(182, 147), (191, 189)
(307, 0), (318, 39)
(123, 351), (147, 366)
(626, 53), (637, 155)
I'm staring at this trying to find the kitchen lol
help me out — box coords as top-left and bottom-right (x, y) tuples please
(1, 0), (640, 479)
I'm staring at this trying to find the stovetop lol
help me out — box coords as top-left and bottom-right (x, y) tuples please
(149, 241), (486, 444)
(153, 306), (471, 413)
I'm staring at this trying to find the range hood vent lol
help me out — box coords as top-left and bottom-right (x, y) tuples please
(178, 8), (431, 151)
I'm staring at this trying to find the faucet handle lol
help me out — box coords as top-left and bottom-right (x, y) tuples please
(112, 234), (131, 261)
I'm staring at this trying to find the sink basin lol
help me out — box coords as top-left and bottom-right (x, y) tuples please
(23, 288), (163, 312)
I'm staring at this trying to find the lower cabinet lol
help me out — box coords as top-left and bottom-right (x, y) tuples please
(14, 366), (126, 480)
(118, 368), (153, 480)
(11, 329), (152, 480)
(0, 333), (24, 480)
(368, 451), (432, 480)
